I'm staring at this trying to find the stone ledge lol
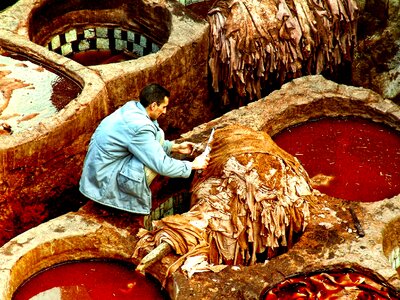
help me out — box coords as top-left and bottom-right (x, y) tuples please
(1, 76), (399, 299)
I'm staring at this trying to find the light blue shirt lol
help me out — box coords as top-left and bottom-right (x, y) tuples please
(79, 101), (192, 214)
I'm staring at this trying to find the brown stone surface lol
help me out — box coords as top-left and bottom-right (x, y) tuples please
(0, 30), (109, 246)
(92, 14), (214, 138)
(0, 0), (215, 246)
(0, 0), (398, 252)
(0, 0), (399, 298)
(183, 76), (400, 140)
(0, 76), (399, 299)
(0, 0), (216, 138)
(352, 0), (400, 103)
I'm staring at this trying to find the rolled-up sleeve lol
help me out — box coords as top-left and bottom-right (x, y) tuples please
(162, 140), (174, 155)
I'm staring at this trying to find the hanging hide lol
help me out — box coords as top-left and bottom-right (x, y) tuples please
(208, 0), (358, 104)
(133, 125), (315, 280)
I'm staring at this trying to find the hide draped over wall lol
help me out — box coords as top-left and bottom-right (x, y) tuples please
(133, 125), (316, 280)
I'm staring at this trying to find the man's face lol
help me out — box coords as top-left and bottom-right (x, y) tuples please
(148, 96), (169, 120)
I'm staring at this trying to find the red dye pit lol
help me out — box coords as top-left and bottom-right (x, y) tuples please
(273, 116), (400, 202)
(71, 50), (135, 66)
(13, 260), (168, 300)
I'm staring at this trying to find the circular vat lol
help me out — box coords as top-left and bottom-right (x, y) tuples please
(186, 72), (400, 201)
(0, 212), (153, 299)
(28, 0), (170, 66)
(273, 116), (400, 202)
(13, 259), (168, 300)
(255, 77), (400, 203)
(19, 0), (213, 136)
(261, 265), (400, 299)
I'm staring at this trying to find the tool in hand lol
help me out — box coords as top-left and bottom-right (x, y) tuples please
(197, 127), (215, 173)
(201, 127), (215, 157)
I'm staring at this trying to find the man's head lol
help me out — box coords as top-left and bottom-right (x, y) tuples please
(140, 83), (170, 120)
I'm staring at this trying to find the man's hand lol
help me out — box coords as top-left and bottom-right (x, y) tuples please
(192, 153), (210, 170)
(172, 142), (209, 170)
(172, 142), (197, 155)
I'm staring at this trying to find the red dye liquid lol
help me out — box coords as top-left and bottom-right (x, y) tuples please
(71, 50), (134, 66)
(273, 117), (400, 202)
(13, 260), (168, 300)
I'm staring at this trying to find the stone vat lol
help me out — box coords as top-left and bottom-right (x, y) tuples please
(83, 0), (214, 137)
(1, 75), (399, 299)
(0, 0), (215, 137)
(0, 207), (138, 300)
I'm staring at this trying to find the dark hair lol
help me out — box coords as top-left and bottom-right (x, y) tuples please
(139, 83), (170, 107)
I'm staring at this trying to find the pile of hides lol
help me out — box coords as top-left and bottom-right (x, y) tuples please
(133, 125), (315, 279)
(264, 270), (400, 299)
(208, 0), (358, 104)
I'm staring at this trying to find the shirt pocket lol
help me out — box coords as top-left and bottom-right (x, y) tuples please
(117, 167), (145, 197)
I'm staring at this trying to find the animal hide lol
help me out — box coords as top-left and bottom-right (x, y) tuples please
(133, 125), (315, 279)
(208, 0), (358, 104)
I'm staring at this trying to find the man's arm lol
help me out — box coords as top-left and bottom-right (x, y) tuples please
(171, 142), (209, 170)
(127, 125), (193, 178)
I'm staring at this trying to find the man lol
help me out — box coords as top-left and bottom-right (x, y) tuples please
(79, 83), (209, 215)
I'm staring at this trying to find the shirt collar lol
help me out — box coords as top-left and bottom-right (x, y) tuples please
(136, 101), (160, 128)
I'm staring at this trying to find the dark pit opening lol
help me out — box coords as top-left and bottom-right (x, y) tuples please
(28, 0), (171, 65)
(0, 0), (18, 11)
(144, 176), (193, 230)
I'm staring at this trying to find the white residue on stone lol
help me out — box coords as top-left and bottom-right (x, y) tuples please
(0, 55), (58, 132)
(319, 222), (334, 229)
